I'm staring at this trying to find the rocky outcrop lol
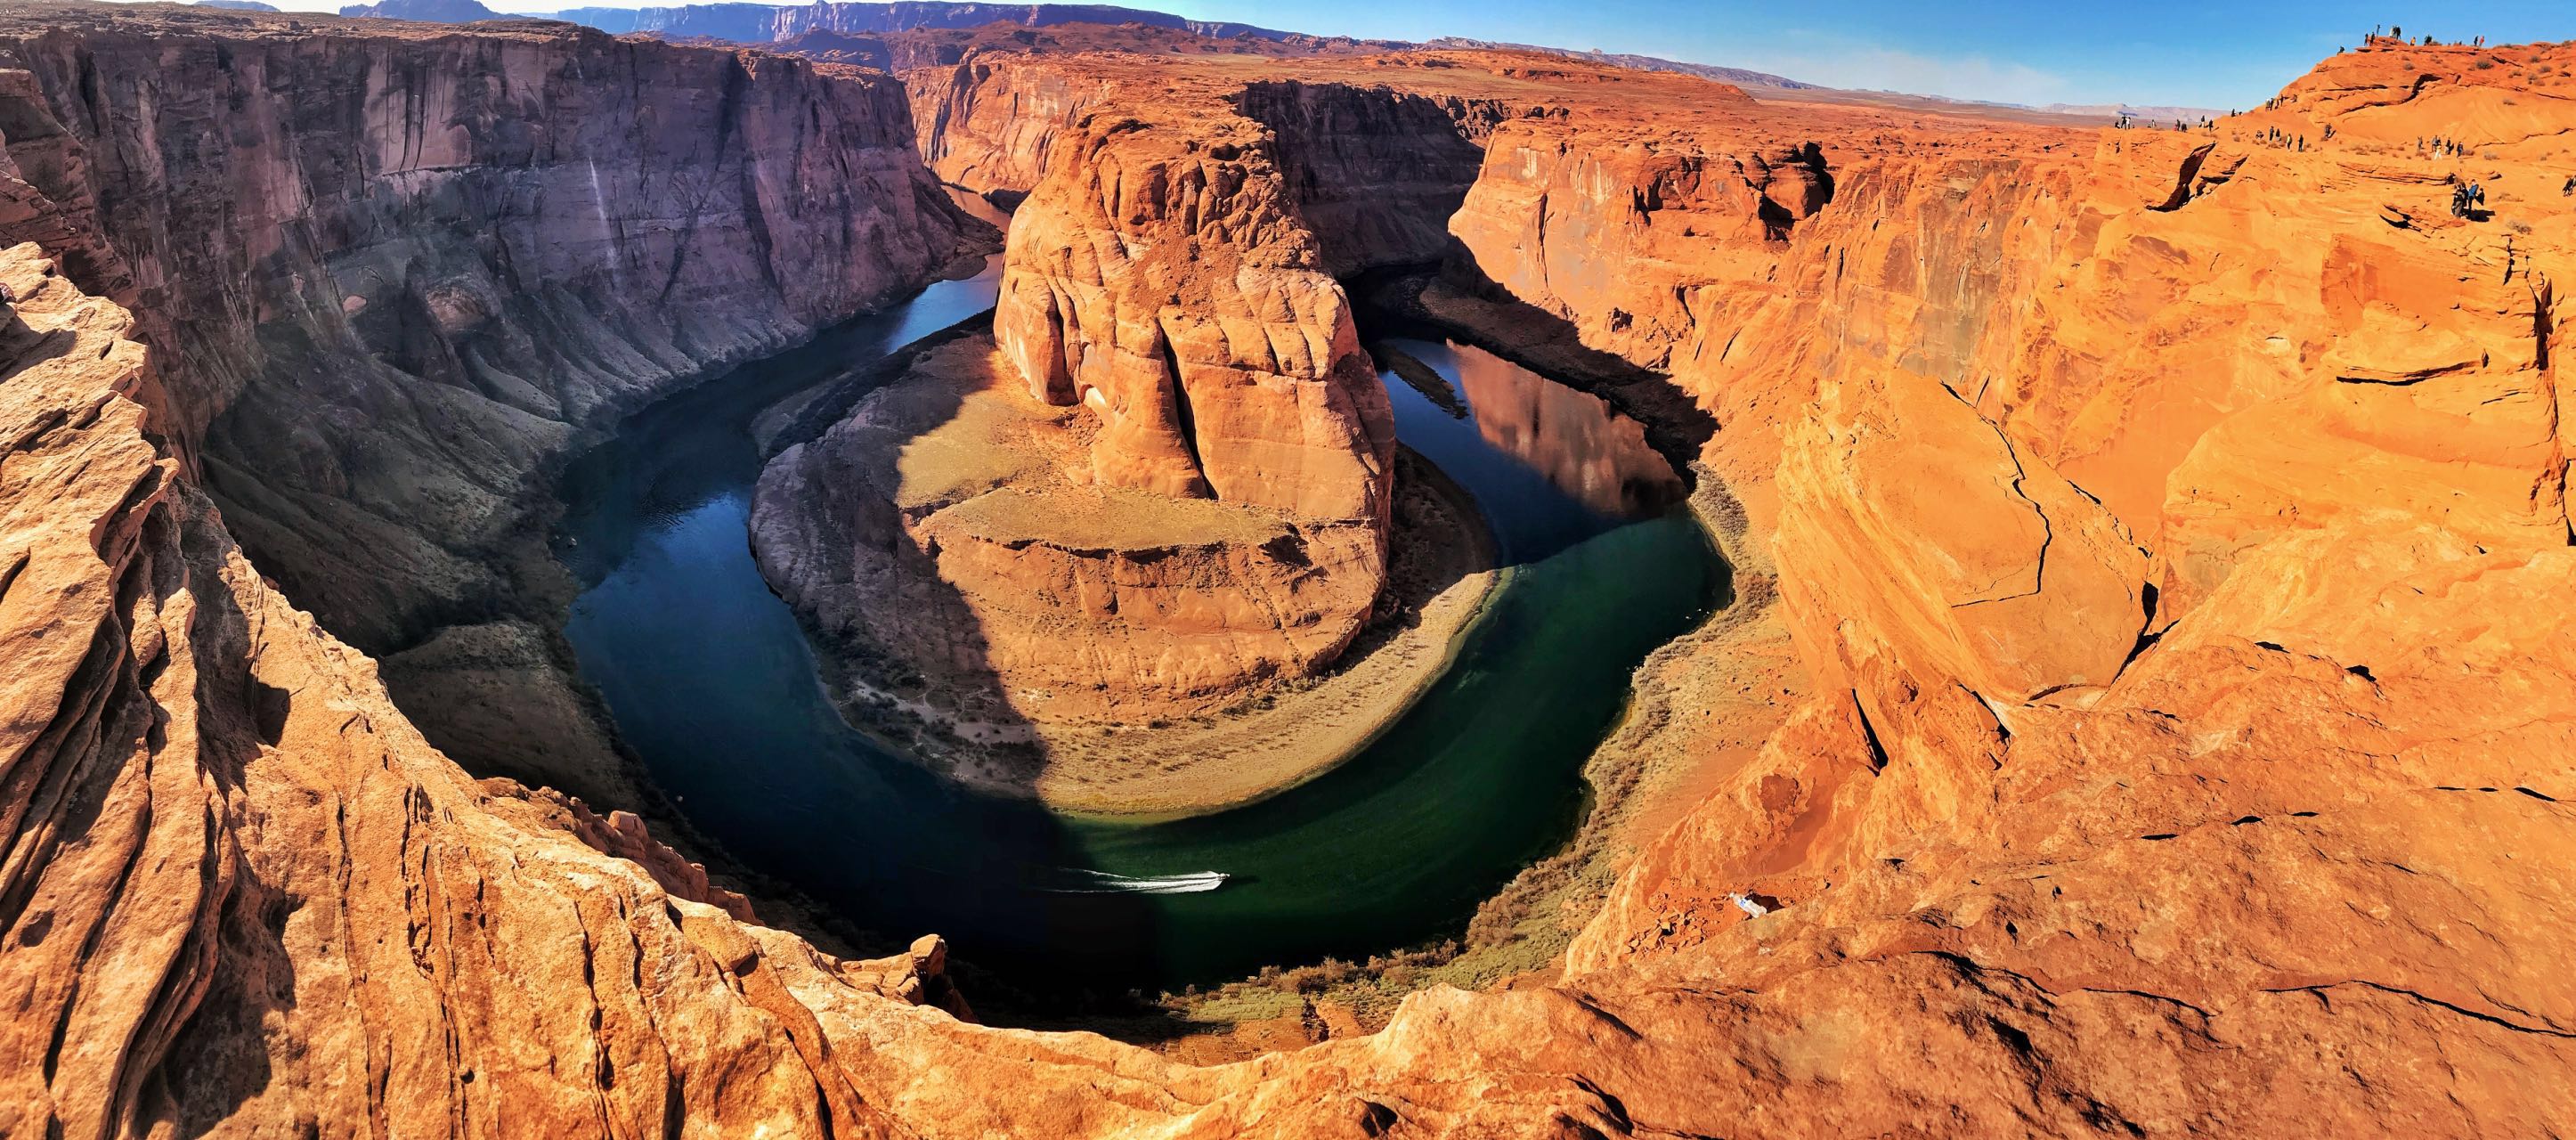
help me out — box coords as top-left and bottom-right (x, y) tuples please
(13, 18), (2576, 1138)
(993, 103), (1395, 515)
(752, 335), (1387, 744)
(0, 4), (979, 800)
(910, 53), (1599, 503)
(755, 52), (1559, 752)
(752, 60), (1512, 753)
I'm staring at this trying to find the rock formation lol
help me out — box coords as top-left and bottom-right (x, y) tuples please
(748, 51), (1632, 795)
(750, 332), (1391, 750)
(0, 3), (983, 802)
(991, 108), (1395, 514)
(751, 53), (1630, 770)
(7, 7), (2576, 1136)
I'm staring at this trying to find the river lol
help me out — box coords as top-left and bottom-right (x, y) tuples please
(554, 263), (1727, 995)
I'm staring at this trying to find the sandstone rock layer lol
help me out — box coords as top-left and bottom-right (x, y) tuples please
(7, 12), (2576, 1139)
(0, 3), (982, 802)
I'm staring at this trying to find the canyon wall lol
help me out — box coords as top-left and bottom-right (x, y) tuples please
(1231, 79), (1500, 273)
(1441, 38), (2576, 1135)
(0, 4), (979, 799)
(0, 240), (1109, 1140)
(11, 15), (2576, 1137)
(906, 53), (1117, 197)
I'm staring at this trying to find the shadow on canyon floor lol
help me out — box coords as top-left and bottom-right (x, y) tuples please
(547, 298), (1212, 1014)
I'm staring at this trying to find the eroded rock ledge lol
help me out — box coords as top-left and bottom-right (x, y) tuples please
(7, 12), (2576, 1138)
(0, 2), (986, 804)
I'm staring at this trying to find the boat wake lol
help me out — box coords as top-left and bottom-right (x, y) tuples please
(1039, 868), (1231, 895)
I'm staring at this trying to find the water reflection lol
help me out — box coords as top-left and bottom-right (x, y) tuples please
(1453, 346), (1687, 519)
(1373, 336), (1686, 565)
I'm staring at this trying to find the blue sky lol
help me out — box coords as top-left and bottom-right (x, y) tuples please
(1134, 0), (2576, 110)
(228, 0), (2576, 110)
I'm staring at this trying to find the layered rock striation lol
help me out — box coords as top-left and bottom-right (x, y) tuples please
(0, 239), (987, 1139)
(0, 3), (981, 799)
(11, 12), (2576, 1137)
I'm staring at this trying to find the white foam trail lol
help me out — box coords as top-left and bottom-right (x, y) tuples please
(1043, 869), (1230, 895)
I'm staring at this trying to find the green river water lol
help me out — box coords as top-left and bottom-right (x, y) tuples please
(556, 265), (1727, 994)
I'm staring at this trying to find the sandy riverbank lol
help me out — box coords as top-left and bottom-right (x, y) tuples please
(1029, 449), (1499, 818)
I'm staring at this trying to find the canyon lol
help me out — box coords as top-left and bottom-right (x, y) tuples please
(4, 4), (2574, 1137)
(0, 3), (991, 811)
(746, 54), (1537, 807)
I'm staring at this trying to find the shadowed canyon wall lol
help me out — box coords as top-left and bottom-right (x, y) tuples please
(6, 12), (2576, 1136)
(0, 4), (978, 800)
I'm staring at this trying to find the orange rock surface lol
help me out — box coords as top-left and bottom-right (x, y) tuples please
(0, 3), (989, 807)
(8, 9), (2576, 1137)
(751, 337), (1386, 733)
(753, 53), (1530, 740)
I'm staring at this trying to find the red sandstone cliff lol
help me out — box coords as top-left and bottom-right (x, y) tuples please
(0, 4), (983, 802)
(9, 14), (2576, 1138)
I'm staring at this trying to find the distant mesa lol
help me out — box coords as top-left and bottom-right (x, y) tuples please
(338, 0), (521, 20)
(547, 2), (1320, 45)
(197, 0), (282, 10)
(1421, 37), (1819, 90)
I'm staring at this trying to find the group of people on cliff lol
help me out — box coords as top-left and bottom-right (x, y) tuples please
(2363, 26), (2489, 48)
(2452, 180), (2488, 218)
(2113, 113), (2215, 133)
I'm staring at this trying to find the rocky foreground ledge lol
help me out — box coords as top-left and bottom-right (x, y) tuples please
(2, 9), (2574, 1139)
